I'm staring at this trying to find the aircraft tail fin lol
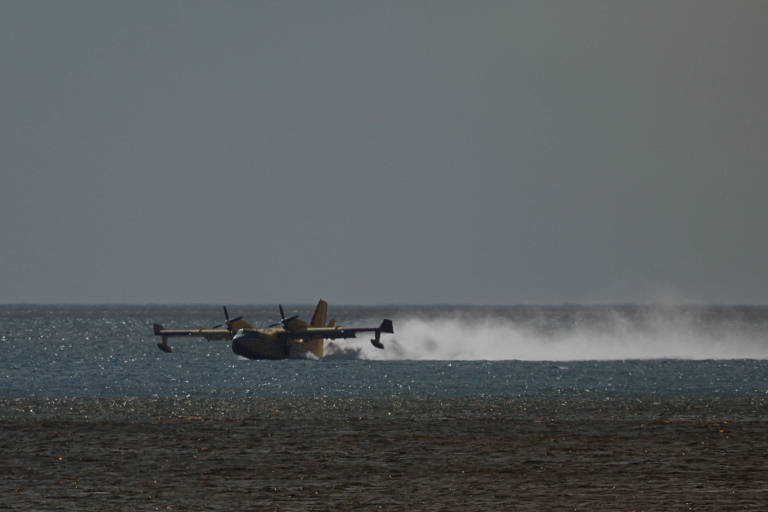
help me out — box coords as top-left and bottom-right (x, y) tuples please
(310, 299), (328, 327)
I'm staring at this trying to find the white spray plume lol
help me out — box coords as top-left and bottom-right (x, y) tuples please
(325, 310), (768, 361)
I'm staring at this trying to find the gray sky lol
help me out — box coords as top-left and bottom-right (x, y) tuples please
(2, 1), (767, 305)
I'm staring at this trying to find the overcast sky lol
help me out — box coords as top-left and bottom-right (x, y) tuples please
(2, 1), (767, 304)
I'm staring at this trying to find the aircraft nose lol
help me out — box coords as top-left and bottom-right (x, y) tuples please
(231, 338), (248, 358)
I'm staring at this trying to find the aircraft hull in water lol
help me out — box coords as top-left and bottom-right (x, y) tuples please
(231, 330), (324, 360)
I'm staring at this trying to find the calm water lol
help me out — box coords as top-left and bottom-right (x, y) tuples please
(2, 305), (768, 400)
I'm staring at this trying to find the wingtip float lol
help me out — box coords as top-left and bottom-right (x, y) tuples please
(152, 299), (394, 360)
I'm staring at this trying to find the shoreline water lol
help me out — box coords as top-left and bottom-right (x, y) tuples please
(3, 396), (768, 510)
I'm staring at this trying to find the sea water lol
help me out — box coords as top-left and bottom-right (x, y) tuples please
(5, 305), (768, 510)
(3, 304), (768, 401)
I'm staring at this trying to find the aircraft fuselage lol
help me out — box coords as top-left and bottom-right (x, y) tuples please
(231, 328), (324, 359)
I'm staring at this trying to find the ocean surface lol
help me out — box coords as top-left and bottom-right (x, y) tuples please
(3, 304), (768, 401)
(4, 305), (768, 510)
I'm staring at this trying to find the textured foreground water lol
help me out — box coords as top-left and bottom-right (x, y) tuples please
(2, 305), (768, 509)
(3, 396), (768, 510)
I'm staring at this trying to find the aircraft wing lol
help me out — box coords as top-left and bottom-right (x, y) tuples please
(153, 324), (231, 343)
(290, 319), (394, 348)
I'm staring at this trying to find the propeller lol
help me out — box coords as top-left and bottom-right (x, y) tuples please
(212, 306), (243, 332)
(269, 304), (298, 328)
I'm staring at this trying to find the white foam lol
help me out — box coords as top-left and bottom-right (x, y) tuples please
(331, 312), (768, 361)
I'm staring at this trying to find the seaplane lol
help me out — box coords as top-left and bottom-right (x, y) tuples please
(152, 300), (394, 360)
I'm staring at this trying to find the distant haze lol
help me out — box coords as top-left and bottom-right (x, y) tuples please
(2, 1), (767, 305)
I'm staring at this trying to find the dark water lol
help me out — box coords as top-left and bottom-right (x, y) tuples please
(3, 305), (768, 510)
(2, 305), (768, 400)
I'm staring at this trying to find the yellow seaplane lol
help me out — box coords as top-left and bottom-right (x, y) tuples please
(153, 300), (394, 360)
